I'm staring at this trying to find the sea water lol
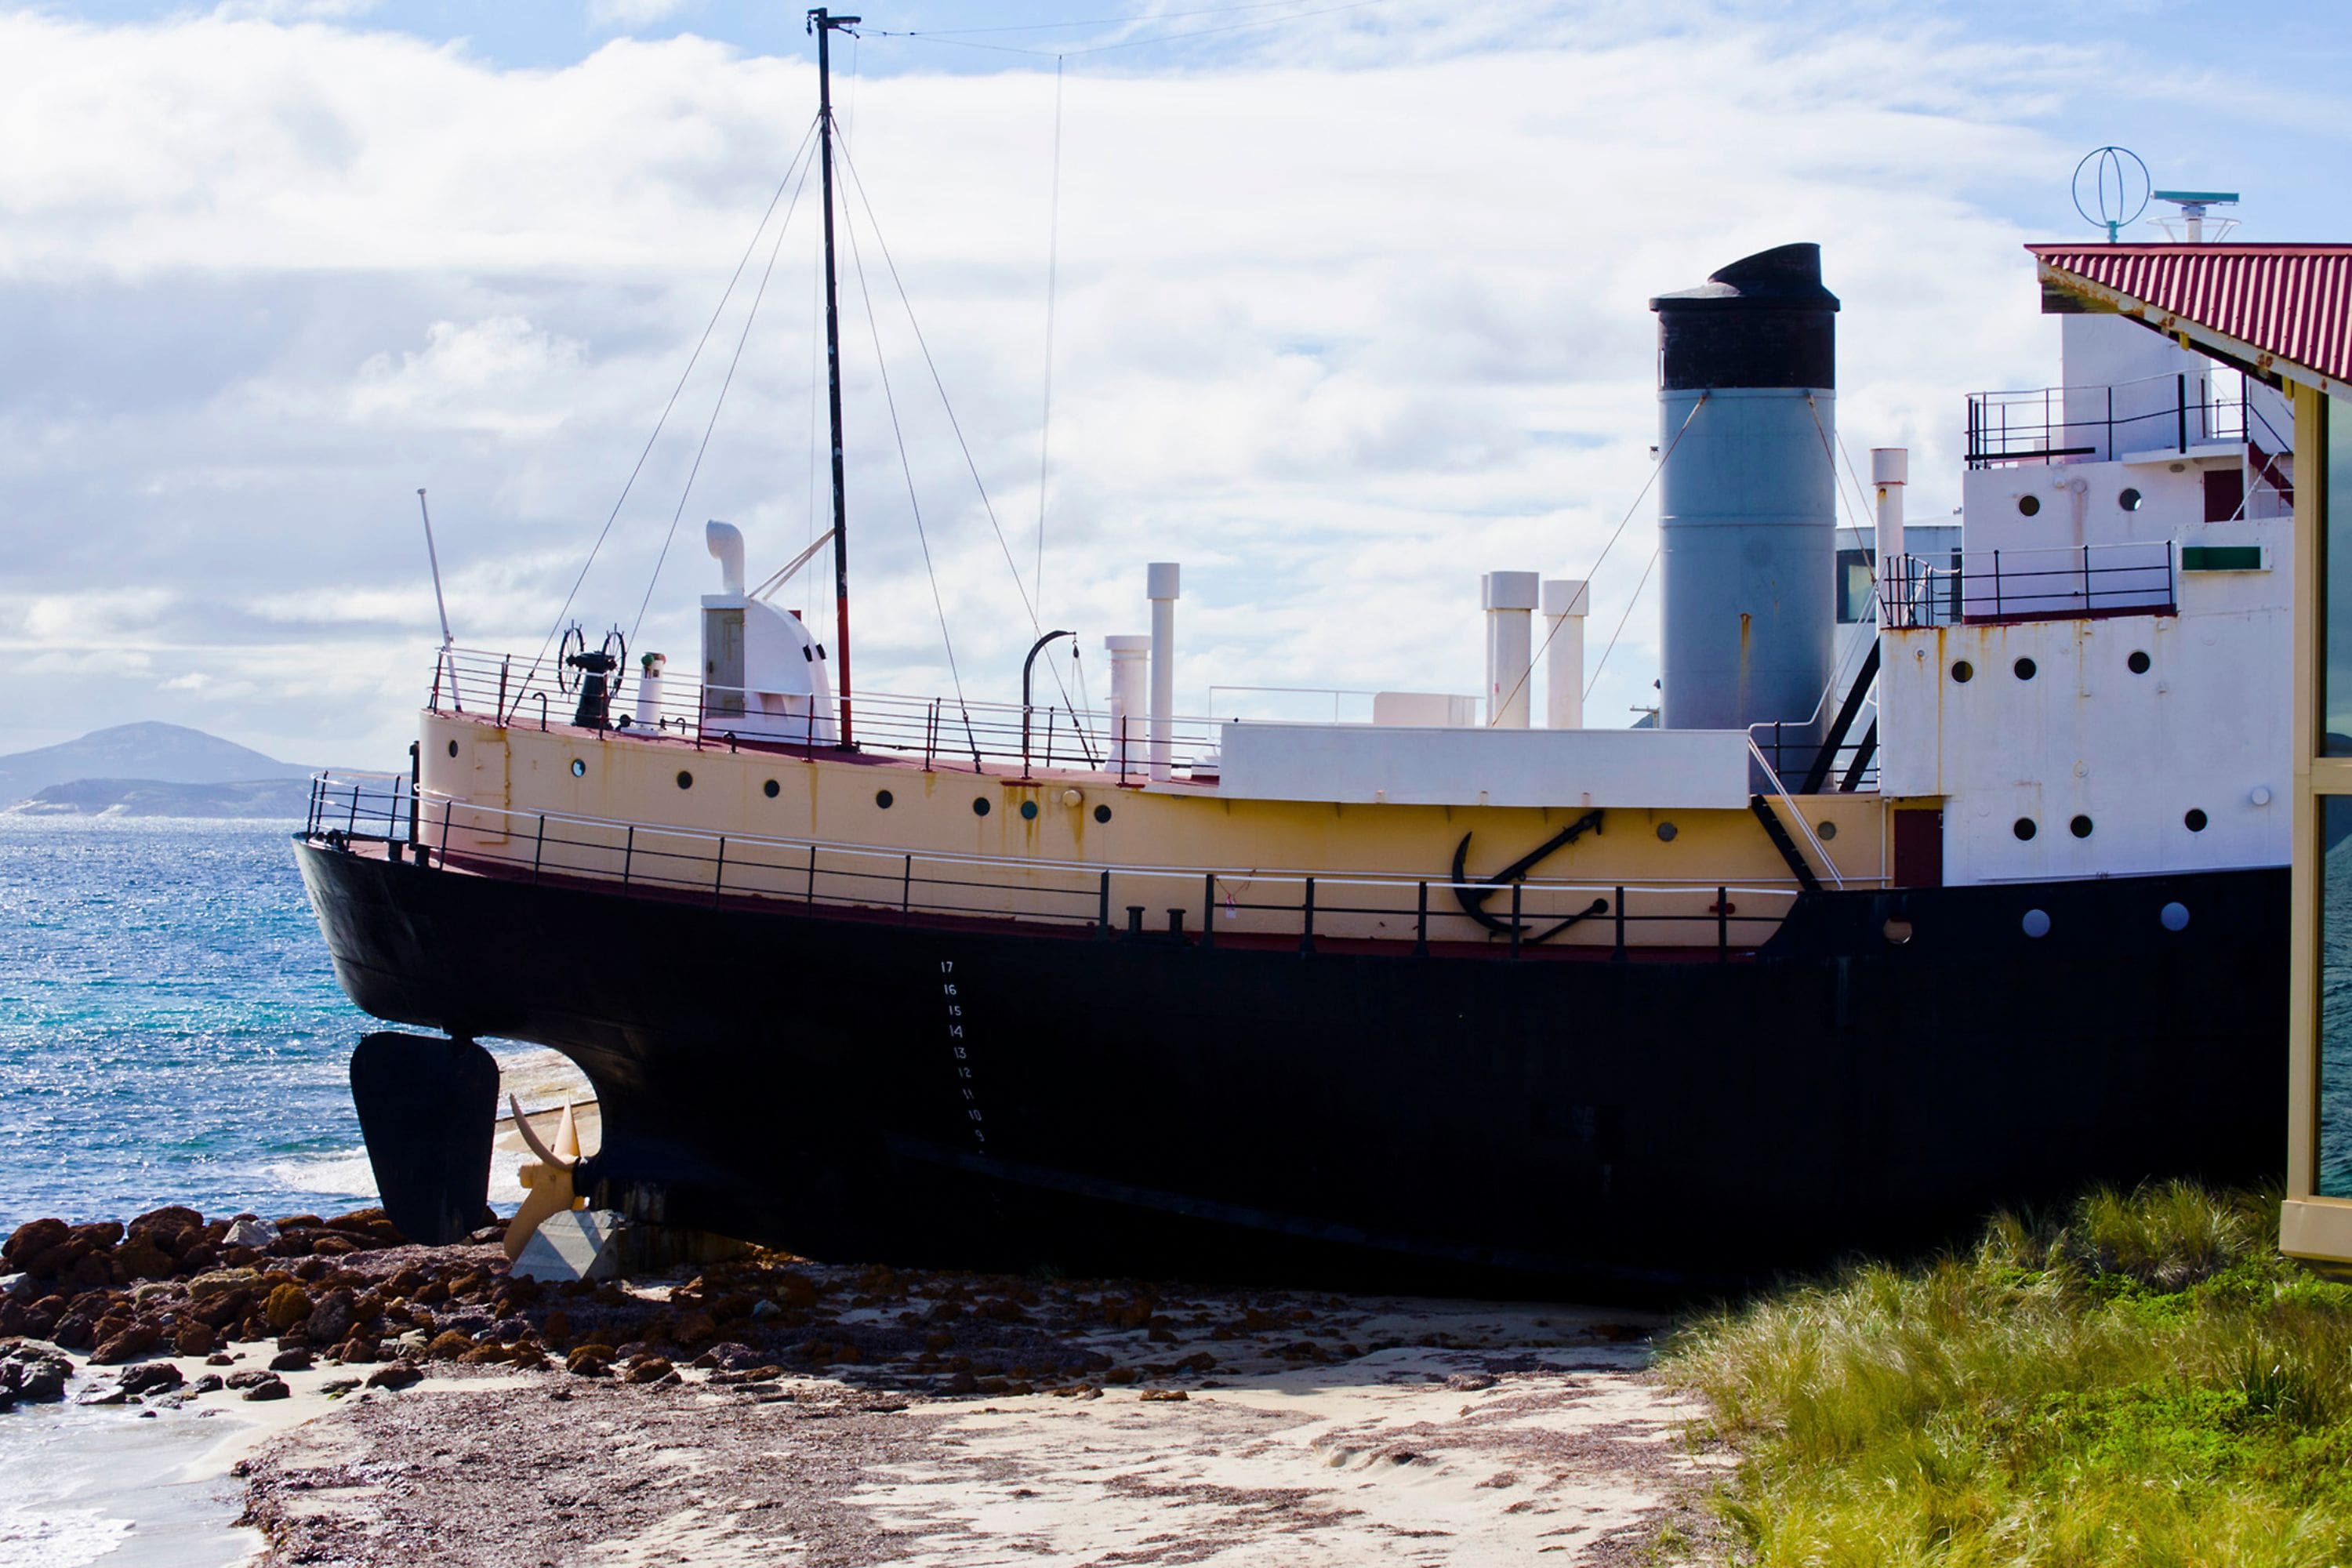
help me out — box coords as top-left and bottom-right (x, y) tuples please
(0, 815), (385, 1233)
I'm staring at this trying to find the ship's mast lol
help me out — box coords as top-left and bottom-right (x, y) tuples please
(809, 6), (859, 749)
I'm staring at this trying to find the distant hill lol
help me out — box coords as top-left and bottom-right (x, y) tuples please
(4, 777), (314, 820)
(0, 721), (313, 803)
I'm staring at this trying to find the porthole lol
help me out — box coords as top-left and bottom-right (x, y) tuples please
(1817, 821), (1838, 841)
(2119, 488), (2143, 512)
(2161, 901), (2191, 932)
(448, 739), (460, 757)
(2070, 814), (2094, 839)
(2128, 650), (2151, 675)
(1952, 660), (1975, 684)
(875, 789), (894, 809)
(1882, 918), (1915, 946)
(763, 779), (780, 799)
(2014, 818), (2038, 841)
(675, 770), (693, 790)
(2184, 808), (2209, 833)
(2022, 909), (2051, 938)
(1019, 800), (1039, 820)
(972, 797), (991, 817)
(2014, 658), (2038, 681)
(1094, 804), (1112, 824)
(1656, 821), (1679, 843)
(569, 758), (586, 778)
(2017, 494), (2042, 517)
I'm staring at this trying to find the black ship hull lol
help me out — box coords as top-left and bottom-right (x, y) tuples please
(295, 838), (2285, 1298)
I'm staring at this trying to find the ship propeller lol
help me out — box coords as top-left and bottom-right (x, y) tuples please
(503, 1094), (586, 1262)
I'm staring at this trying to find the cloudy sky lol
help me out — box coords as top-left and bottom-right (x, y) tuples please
(4, 0), (2347, 765)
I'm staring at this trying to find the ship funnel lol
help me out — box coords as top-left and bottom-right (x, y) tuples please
(706, 521), (746, 597)
(1650, 243), (1838, 739)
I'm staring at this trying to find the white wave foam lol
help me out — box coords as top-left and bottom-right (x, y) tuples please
(259, 1150), (378, 1203)
(0, 1501), (130, 1568)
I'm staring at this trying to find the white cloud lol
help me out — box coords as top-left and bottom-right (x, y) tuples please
(2, 4), (2328, 762)
(587, 0), (694, 31)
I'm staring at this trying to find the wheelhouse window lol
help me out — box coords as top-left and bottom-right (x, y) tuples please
(1836, 547), (1875, 625)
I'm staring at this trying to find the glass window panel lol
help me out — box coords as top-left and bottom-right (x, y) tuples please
(2321, 794), (2352, 1196)
(2324, 393), (2352, 753)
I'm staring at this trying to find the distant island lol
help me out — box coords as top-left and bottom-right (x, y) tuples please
(0, 721), (329, 820)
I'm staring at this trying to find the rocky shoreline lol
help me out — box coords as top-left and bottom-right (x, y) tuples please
(5, 1208), (1729, 1563)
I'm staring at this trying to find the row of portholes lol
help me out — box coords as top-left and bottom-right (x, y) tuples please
(2021, 900), (2191, 938)
(1954, 649), (2154, 684)
(1885, 897), (2193, 946)
(2013, 808), (2209, 840)
(574, 760), (1120, 825)
(2016, 489), (2143, 517)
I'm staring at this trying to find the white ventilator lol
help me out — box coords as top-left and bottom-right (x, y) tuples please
(1483, 571), (1539, 728)
(1542, 579), (1588, 729)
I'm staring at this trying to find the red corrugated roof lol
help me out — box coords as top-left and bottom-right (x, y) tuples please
(2028, 244), (2352, 390)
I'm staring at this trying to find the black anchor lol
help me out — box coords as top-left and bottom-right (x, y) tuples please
(1450, 808), (1609, 942)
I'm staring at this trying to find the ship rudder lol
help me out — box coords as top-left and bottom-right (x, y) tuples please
(350, 1031), (500, 1245)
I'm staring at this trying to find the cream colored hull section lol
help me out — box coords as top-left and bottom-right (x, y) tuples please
(416, 713), (1889, 949)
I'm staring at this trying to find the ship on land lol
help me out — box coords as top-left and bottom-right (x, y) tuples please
(294, 27), (2293, 1294)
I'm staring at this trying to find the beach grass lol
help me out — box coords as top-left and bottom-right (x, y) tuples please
(1661, 1181), (2352, 1567)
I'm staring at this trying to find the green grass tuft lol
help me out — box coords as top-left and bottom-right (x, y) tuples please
(1660, 1180), (2352, 1567)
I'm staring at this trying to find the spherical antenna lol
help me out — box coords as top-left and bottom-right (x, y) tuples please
(2071, 147), (2150, 242)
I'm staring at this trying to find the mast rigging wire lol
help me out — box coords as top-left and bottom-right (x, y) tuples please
(630, 141), (822, 641)
(832, 131), (1080, 714)
(1483, 393), (1708, 724)
(866, 0), (1382, 59)
(1034, 54), (1065, 615)
(837, 165), (975, 729)
(503, 116), (820, 722)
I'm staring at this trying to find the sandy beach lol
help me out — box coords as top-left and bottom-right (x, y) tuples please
(235, 1290), (1719, 1566)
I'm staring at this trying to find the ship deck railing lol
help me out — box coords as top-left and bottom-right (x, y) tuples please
(1880, 540), (2177, 630)
(307, 771), (1810, 962)
(431, 646), (1241, 788)
(1964, 368), (2291, 468)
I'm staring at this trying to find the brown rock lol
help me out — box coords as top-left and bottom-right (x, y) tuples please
(422, 1330), (473, 1360)
(366, 1363), (423, 1391)
(63, 1253), (113, 1294)
(3, 1218), (68, 1266)
(111, 1240), (176, 1283)
(269, 1348), (314, 1372)
(457, 1344), (511, 1366)
(1140, 1388), (1189, 1402)
(332, 1337), (379, 1365)
(381, 1265), (427, 1298)
(175, 1241), (220, 1275)
(310, 1236), (358, 1258)
(447, 1271), (490, 1301)
(262, 1283), (312, 1333)
(413, 1279), (449, 1307)
(307, 1289), (356, 1346)
(241, 1374), (290, 1402)
(623, 1356), (674, 1385)
(668, 1309), (716, 1346)
(189, 1268), (260, 1302)
(565, 1345), (614, 1377)
(191, 1291), (250, 1331)
(1103, 1367), (1140, 1385)
(174, 1322), (219, 1357)
(71, 1221), (124, 1252)
(90, 1325), (162, 1365)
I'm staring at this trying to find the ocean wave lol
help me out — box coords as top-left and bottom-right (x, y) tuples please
(0, 1500), (131, 1568)
(258, 1150), (379, 1203)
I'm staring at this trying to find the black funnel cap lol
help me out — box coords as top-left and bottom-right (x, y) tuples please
(1651, 243), (1839, 391)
